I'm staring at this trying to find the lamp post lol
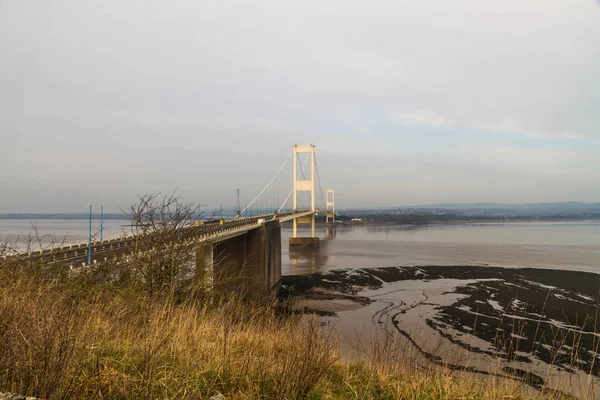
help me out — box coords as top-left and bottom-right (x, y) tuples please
(100, 204), (104, 242)
(88, 205), (92, 266)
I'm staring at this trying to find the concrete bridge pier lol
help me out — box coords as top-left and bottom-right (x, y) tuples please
(196, 220), (282, 294)
(289, 236), (320, 248)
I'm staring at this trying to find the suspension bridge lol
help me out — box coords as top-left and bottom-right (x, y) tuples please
(232, 143), (335, 244)
(10, 144), (336, 294)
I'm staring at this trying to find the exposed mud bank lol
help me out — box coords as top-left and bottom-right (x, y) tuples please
(281, 266), (600, 396)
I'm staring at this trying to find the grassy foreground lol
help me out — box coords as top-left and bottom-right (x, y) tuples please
(0, 267), (545, 400)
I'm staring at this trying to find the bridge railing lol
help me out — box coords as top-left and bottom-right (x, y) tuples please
(3, 211), (308, 266)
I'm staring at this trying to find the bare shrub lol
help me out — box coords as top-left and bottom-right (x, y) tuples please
(125, 193), (204, 296)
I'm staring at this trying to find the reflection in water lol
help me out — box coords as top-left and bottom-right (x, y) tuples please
(287, 223), (338, 274)
(281, 221), (600, 276)
(289, 248), (329, 274)
(325, 224), (337, 239)
(286, 224), (336, 275)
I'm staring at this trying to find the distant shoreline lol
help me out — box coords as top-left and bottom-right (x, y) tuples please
(2, 215), (599, 225)
(0, 215), (128, 220)
(341, 216), (600, 226)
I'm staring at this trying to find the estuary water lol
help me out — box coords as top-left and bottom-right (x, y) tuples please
(282, 221), (600, 275)
(280, 221), (600, 396)
(0, 219), (128, 249)
(1, 219), (599, 273)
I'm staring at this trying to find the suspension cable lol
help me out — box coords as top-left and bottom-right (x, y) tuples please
(234, 151), (292, 219)
(277, 154), (311, 213)
(314, 150), (327, 210)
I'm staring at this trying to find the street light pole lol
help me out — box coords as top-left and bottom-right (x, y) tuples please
(88, 205), (92, 266)
(100, 204), (104, 242)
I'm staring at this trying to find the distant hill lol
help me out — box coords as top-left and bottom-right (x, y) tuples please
(341, 201), (600, 219)
(403, 201), (600, 212)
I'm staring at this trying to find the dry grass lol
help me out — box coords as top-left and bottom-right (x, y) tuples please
(0, 192), (567, 399)
(0, 265), (545, 400)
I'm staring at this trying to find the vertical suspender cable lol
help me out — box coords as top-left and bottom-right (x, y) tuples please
(234, 151), (292, 219)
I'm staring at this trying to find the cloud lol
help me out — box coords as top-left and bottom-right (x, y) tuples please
(388, 111), (594, 141)
(440, 144), (600, 180)
(476, 120), (589, 141)
(1, 0), (599, 211)
(443, 144), (566, 165)
(389, 110), (455, 129)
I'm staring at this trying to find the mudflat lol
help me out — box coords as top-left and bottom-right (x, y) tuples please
(282, 265), (600, 397)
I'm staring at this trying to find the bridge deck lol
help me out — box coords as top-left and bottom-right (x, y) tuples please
(3, 210), (317, 268)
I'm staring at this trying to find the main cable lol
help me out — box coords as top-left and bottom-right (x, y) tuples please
(234, 151), (292, 219)
(314, 150), (327, 210)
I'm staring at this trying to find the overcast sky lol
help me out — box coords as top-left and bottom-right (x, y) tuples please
(1, 0), (599, 212)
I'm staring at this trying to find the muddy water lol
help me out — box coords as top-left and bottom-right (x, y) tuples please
(3, 220), (599, 269)
(0, 219), (127, 249)
(282, 221), (600, 274)
(281, 222), (600, 397)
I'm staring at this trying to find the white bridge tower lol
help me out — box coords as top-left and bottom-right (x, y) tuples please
(290, 144), (320, 247)
(326, 189), (335, 223)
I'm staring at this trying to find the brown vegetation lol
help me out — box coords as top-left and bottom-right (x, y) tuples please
(0, 271), (539, 400)
(0, 194), (566, 399)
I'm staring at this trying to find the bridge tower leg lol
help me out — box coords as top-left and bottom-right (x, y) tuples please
(290, 144), (319, 248)
(326, 189), (335, 224)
